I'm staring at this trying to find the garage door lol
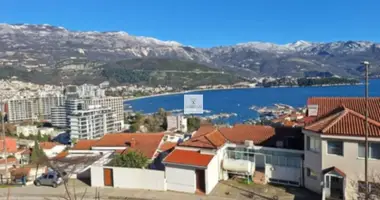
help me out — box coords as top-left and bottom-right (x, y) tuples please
(166, 166), (195, 193)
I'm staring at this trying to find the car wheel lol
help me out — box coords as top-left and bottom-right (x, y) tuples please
(52, 182), (58, 188)
(34, 181), (41, 186)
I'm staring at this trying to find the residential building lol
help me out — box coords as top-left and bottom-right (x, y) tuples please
(16, 125), (38, 137)
(303, 97), (380, 200)
(167, 115), (188, 132)
(82, 97), (124, 130)
(69, 105), (116, 140)
(39, 142), (66, 158)
(6, 98), (37, 123)
(35, 93), (65, 120)
(51, 106), (67, 128)
(163, 125), (304, 194)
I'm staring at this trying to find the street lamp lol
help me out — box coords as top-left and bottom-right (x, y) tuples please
(361, 61), (370, 200)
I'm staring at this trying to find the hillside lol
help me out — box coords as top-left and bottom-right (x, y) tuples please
(1, 23), (380, 80)
(99, 58), (244, 88)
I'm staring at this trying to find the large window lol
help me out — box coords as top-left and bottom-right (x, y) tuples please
(307, 136), (321, 152)
(358, 142), (380, 159)
(327, 140), (343, 156)
(307, 168), (318, 180)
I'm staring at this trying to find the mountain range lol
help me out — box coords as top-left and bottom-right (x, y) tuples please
(1, 23), (380, 86)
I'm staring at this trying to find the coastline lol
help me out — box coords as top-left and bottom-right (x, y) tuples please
(124, 82), (363, 101)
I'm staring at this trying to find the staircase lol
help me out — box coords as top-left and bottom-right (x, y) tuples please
(253, 169), (266, 184)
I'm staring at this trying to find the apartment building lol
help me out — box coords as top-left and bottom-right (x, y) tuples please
(51, 106), (67, 128)
(166, 115), (187, 132)
(6, 97), (37, 123)
(82, 97), (124, 130)
(303, 97), (380, 200)
(69, 105), (116, 140)
(35, 93), (65, 120)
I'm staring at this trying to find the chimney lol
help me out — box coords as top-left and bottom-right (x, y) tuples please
(130, 138), (136, 148)
(307, 105), (319, 117)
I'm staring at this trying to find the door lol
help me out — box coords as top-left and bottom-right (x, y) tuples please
(324, 175), (331, 198)
(255, 154), (266, 169)
(103, 168), (113, 187)
(40, 174), (49, 185)
(195, 169), (206, 193)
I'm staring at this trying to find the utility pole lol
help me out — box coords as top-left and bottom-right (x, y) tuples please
(362, 61), (370, 200)
(1, 101), (8, 182)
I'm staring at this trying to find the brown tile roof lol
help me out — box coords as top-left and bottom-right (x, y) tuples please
(219, 125), (275, 145)
(72, 140), (99, 150)
(306, 98), (380, 137)
(39, 142), (59, 149)
(306, 107), (380, 137)
(180, 127), (226, 149)
(307, 97), (380, 122)
(159, 142), (177, 152)
(93, 133), (164, 159)
(322, 166), (346, 177)
(163, 149), (214, 167)
(54, 151), (68, 159)
(0, 157), (17, 165)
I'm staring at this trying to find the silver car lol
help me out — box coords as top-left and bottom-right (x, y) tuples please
(34, 172), (64, 188)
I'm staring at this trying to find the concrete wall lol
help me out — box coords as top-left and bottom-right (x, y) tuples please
(303, 131), (322, 193)
(321, 137), (380, 200)
(91, 166), (166, 191)
(44, 145), (66, 158)
(265, 164), (301, 185)
(90, 166), (104, 187)
(166, 165), (195, 193)
(205, 155), (219, 194)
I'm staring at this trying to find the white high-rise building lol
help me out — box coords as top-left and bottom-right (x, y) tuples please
(35, 93), (65, 120)
(51, 106), (67, 128)
(69, 105), (116, 140)
(82, 96), (124, 130)
(7, 98), (37, 123)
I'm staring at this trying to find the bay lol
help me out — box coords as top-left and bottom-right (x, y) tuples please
(125, 79), (380, 124)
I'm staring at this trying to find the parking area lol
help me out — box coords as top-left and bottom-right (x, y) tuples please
(211, 179), (321, 200)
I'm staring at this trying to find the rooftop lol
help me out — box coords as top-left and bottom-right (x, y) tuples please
(179, 126), (226, 149)
(93, 133), (165, 159)
(306, 97), (380, 137)
(163, 149), (214, 167)
(72, 140), (99, 150)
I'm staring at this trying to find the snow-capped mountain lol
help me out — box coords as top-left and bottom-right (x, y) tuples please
(1, 23), (380, 80)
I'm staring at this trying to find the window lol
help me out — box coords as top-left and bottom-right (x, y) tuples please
(307, 168), (318, 180)
(327, 140), (343, 156)
(307, 136), (320, 152)
(358, 142), (380, 159)
(48, 174), (54, 179)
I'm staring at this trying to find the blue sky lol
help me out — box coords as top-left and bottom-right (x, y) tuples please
(0, 0), (379, 47)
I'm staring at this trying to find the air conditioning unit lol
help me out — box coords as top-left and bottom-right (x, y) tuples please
(244, 140), (254, 147)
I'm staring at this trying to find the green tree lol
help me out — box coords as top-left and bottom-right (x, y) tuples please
(19, 132), (26, 139)
(187, 117), (201, 132)
(31, 140), (46, 164)
(109, 151), (149, 168)
(37, 132), (42, 141)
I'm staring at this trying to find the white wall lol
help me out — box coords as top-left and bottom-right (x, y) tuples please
(90, 166), (104, 187)
(303, 131), (322, 193)
(265, 164), (301, 185)
(44, 145), (66, 158)
(205, 155), (219, 194)
(166, 165), (196, 193)
(91, 166), (166, 191)
(113, 167), (166, 191)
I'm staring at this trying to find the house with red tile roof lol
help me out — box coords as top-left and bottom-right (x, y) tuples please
(39, 142), (66, 158)
(303, 97), (380, 200)
(163, 124), (304, 195)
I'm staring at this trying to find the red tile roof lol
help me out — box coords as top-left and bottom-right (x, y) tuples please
(306, 97), (380, 137)
(159, 142), (177, 152)
(163, 149), (214, 167)
(39, 142), (59, 149)
(0, 137), (17, 153)
(93, 133), (164, 159)
(0, 157), (17, 165)
(72, 140), (99, 150)
(180, 127), (226, 149)
(307, 97), (380, 122)
(220, 125), (275, 145)
(322, 167), (346, 177)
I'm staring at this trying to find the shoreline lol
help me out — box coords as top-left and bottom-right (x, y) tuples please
(124, 82), (363, 101)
